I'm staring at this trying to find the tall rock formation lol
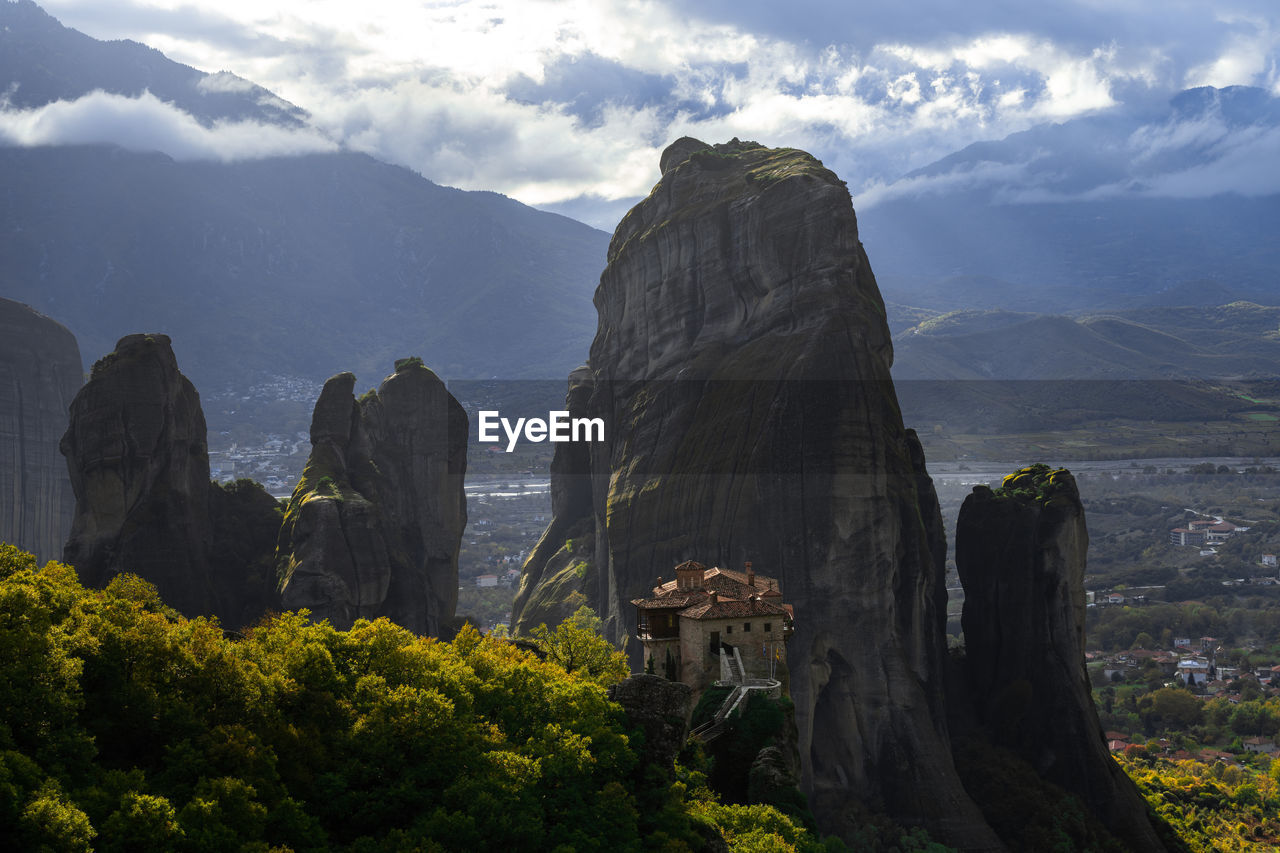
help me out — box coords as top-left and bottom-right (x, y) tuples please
(60, 334), (215, 615)
(276, 359), (467, 636)
(513, 139), (1001, 848)
(955, 465), (1168, 852)
(0, 298), (82, 562)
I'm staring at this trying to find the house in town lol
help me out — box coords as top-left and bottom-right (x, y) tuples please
(1176, 657), (1212, 686)
(1244, 737), (1278, 755)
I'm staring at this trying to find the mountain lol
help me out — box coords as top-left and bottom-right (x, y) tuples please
(0, 297), (81, 562)
(0, 2), (609, 387)
(861, 86), (1280, 313)
(516, 138), (1005, 848)
(0, 0), (306, 126)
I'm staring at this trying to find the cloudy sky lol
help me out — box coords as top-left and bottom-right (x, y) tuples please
(26, 0), (1280, 228)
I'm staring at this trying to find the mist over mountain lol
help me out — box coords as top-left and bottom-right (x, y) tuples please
(0, 1), (608, 388)
(863, 86), (1280, 313)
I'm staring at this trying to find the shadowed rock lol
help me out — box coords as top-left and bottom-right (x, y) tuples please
(60, 334), (280, 625)
(956, 464), (1168, 852)
(61, 334), (214, 615)
(0, 297), (82, 562)
(513, 138), (1001, 848)
(276, 360), (467, 635)
(608, 673), (692, 775)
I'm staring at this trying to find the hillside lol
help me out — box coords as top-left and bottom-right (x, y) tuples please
(890, 303), (1280, 459)
(893, 303), (1280, 381)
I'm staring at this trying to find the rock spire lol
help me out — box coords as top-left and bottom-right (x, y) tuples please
(956, 465), (1168, 851)
(513, 138), (1001, 847)
(275, 359), (468, 635)
(60, 334), (216, 615)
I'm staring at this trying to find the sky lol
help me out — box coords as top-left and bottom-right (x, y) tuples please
(22, 0), (1280, 229)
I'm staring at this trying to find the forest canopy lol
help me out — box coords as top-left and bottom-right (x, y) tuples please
(0, 544), (834, 852)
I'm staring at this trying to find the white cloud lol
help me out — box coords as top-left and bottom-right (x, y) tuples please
(1139, 123), (1280, 197)
(1185, 16), (1279, 89)
(852, 158), (1043, 209)
(0, 90), (337, 160)
(196, 70), (257, 94)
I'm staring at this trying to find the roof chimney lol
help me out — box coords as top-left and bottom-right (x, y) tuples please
(709, 591), (718, 604)
(746, 560), (755, 587)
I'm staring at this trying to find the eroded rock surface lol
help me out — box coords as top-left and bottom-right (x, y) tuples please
(513, 139), (1000, 848)
(276, 360), (467, 635)
(608, 673), (692, 774)
(956, 465), (1167, 852)
(0, 298), (82, 562)
(60, 334), (283, 625)
(61, 334), (214, 615)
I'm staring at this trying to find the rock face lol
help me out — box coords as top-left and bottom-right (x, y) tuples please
(0, 298), (82, 562)
(61, 334), (215, 615)
(956, 465), (1167, 852)
(513, 139), (1001, 848)
(608, 673), (692, 774)
(276, 360), (467, 635)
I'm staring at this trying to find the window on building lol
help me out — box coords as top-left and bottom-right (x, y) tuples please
(744, 623), (752, 632)
(764, 623), (772, 633)
(710, 631), (720, 655)
(726, 625), (733, 634)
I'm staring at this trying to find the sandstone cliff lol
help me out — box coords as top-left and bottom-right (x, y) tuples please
(513, 139), (1000, 848)
(276, 359), (467, 635)
(0, 297), (82, 562)
(956, 464), (1167, 852)
(61, 334), (216, 616)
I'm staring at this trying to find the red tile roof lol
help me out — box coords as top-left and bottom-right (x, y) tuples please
(636, 562), (788, 621)
(679, 598), (788, 620)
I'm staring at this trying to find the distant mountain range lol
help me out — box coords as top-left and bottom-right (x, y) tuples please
(863, 86), (1280, 314)
(0, 1), (608, 388)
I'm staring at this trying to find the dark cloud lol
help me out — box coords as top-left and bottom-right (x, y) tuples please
(679, 0), (1263, 70)
(503, 52), (735, 127)
(43, 0), (293, 58)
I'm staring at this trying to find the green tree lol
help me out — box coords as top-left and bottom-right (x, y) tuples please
(529, 606), (629, 685)
(100, 792), (183, 853)
(20, 782), (95, 853)
(1147, 688), (1203, 729)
